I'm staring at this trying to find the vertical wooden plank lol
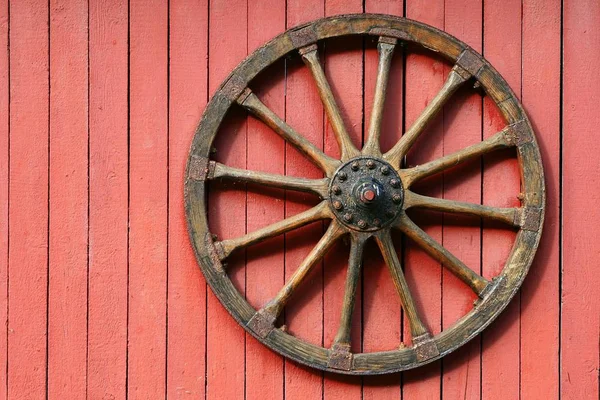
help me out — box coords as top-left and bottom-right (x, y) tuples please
(284, 1), (324, 399)
(562, 0), (600, 398)
(441, 0), (482, 398)
(207, 0), (247, 399)
(322, 0), (363, 397)
(48, 0), (88, 398)
(0, 0), (8, 397)
(88, 0), (128, 398)
(128, 0), (168, 398)
(402, 0), (444, 397)
(167, 0), (208, 397)
(245, 1), (285, 399)
(7, 0), (48, 397)
(481, 0), (521, 398)
(521, 0), (561, 398)
(362, 1), (404, 398)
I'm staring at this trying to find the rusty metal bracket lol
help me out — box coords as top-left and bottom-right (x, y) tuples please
(247, 309), (277, 339)
(475, 275), (506, 306)
(205, 233), (225, 273)
(412, 334), (440, 362)
(327, 343), (353, 371)
(456, 48), (484, 77)
(221, 73), (247, 102)
(504, 120), (533, 146)
(188, 155), (210, 181)
(369, 27), (413, 42)
(288, 25), (318, 49)
(519, 206), (542, 232)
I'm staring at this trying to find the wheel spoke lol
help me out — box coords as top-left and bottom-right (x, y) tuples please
(332, 233), (367, 348)
(262, 221), (345, 318)
(238, 89), (340, 175)
(401, 129), (512, 187)
(215, 201), (332, 260)
(404, 191), (519, 227)
(363, 38), (397, 157)
(300, 44), (360, 161)
(211, 161), (329, 198)
(375, 229), (429, 340)
(395, 213), (489, 295)
(385, 64), (470, 167)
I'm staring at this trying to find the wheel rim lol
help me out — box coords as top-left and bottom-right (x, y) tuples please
(184, 14), (545, 375)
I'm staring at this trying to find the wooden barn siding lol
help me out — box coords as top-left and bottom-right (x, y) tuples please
(0, 0), (596, 399)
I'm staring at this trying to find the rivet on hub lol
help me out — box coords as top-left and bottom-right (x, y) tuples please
(357, 220), (367, 229)
(338, 172), (347, 181)
(333, 200), (343, 210)
(366, 160), (375, 169)
(380, 166), (390, 175)
(343, 213), (353, 222)
(332, 185), (342, 195)
(392, 193), (402, 203)
(386, 210), (395, 218)
(390, 178), (400, 188)
(351, 161), (360, 171)
(373, 218), (381, 227)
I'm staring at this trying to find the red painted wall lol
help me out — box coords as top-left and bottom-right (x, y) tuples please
(0, 1), (596, 399)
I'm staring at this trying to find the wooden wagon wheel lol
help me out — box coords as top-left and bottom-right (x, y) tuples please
(185, 14), (545, 374)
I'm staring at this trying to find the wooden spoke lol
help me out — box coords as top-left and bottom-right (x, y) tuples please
(300, 45), (360, 161)
(238, 90), (340, 175)
(401, 129), (512, 187)
(395, 213), (489, 295)
(332, 234), (367, 348)
(404, 191), (519, 227)
(363, 38), (397, 157)
(262, 221), (345, 318)
(375, 229), (429, 340)
(385, 64), (470, 167)
(211, 161), (329, 198)
(215, 201), (332, 260)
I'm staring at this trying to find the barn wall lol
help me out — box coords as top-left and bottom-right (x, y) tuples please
(0, 0), (597, 399)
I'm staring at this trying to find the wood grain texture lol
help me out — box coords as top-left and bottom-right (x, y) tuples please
(48, 0), (88, 398)
(206, 0), (247, 399)
(562, 0), (600, 398)
(362, 1), (404, 397)
(0, 0), (7, 398)
(128, 0), (168, 397)
(322, 0), (364, 397)
(1, 1), (594, 396)
(8, 0), (48, 397)
(284, 1), (325, 399)
(481, 0), (522, 398)
(245, 0), (285, 399)
(521, 0), (561, 398)
(167, 0), (208, 397)
(440, 0), (482, 397)
(403, 0), (444, 397)
(88, 0), (128, 398)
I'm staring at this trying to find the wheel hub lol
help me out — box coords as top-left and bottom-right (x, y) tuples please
(329, 157), (404, 231)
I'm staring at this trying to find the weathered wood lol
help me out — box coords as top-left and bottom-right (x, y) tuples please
(240, 91), (340, 175)
(211, 161), (329, 198)
(301, 46), (361, 161)
(185, 14), (545, 375)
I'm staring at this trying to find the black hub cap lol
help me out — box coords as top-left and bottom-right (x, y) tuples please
(329, 157), (404, 232)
